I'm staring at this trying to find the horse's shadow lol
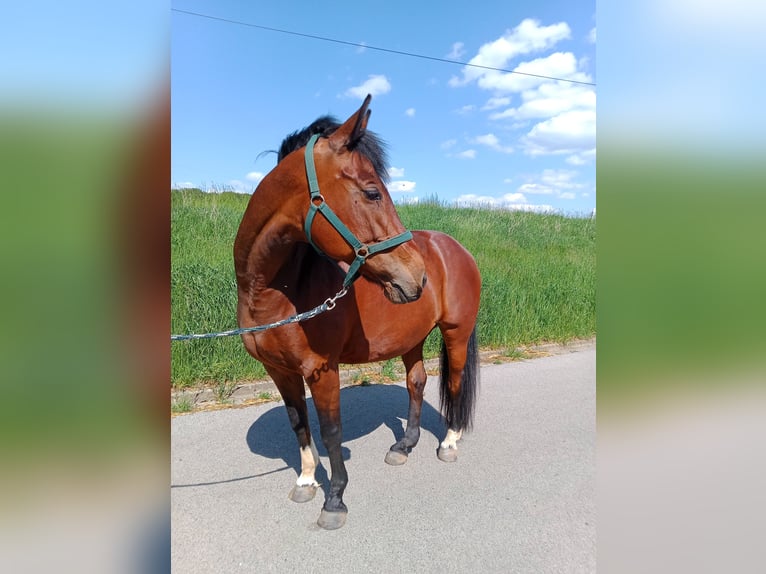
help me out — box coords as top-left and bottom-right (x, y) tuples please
(246, 383), (444, 484)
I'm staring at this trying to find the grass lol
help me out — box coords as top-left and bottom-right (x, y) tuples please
(213, 381), (238, 403)
(503, 348), (527, 360)
(171, 189), (595, 388)
(171, 396), (194, 414)
(171, 189), (265, 385)
(380, 359), (398, 381)
(397, 200), (596, 355)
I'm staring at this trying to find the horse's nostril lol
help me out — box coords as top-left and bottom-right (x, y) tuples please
(422, 274), (428, 289)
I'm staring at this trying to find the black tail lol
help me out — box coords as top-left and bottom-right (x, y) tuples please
(439, 326), (479, 432)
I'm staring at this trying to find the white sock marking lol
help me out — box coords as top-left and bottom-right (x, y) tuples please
(296, 440), (319, 487)
(440, 428), (462, 450)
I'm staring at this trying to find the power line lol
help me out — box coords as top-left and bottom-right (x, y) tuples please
(172, 8), (596, 87)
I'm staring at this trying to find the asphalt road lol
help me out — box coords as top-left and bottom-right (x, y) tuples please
(172, 345), (595, 573)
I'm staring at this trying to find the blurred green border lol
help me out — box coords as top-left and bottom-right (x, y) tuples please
(598, 145), (765, 403)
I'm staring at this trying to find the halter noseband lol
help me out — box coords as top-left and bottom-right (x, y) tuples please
(303, 133), (413, 288)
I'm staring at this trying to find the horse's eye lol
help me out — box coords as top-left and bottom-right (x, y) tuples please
(363, 188), (382, 202)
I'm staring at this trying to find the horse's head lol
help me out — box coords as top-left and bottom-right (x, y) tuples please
(294, 95), (427, 303)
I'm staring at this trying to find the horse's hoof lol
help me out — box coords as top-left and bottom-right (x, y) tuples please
(288, 484), (317, 503)
(384, 449), (408, 466)
(437, 446), (458, 463)
(317, 509), (347, 530)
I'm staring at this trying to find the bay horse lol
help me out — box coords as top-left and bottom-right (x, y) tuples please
(233, 95), (481, 530)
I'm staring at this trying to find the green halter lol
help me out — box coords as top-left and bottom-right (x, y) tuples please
(303, 133), (413, 288)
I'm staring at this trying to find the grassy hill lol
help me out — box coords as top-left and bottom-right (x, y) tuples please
(171, 188), (595, 387)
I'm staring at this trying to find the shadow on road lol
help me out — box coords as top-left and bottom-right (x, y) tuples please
(246, 383), (445, 467)
(172, 383), (445, 490)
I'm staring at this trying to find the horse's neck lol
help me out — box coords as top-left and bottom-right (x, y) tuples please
(237, 212), (303, 290)
(234, 187), (316, 294)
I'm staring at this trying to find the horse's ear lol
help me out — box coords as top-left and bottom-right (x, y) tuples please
(328, 94), (372, 152)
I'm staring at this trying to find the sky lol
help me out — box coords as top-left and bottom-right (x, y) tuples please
(171, 1), (596, 216)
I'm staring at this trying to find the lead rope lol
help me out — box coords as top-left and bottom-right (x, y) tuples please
(170, 286), (349, 341)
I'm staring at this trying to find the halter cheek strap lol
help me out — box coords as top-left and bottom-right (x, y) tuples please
(303, 133), (413, 288)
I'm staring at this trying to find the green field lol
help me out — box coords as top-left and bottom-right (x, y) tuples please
(171, 188), (595, 387)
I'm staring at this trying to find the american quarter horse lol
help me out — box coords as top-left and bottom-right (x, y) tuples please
(233, 95), (481, 529)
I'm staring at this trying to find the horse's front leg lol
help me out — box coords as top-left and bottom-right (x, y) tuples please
(307, 364), (348, 530)
(264, 365), (320, 503)
(385, 344), (426, 466)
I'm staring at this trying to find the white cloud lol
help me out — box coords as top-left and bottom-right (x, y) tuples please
(345, 74), (391, 98)
(446, 42), (465, 60)
(521, 109), (596, 156)
(565, 148), (596, 165)
(517, 182), (554, 195)
(477, 52), (592, 93)
(451, 19), (571, 86)
(212, 171), (267, 195)
(405, 107), (416, 117)
(539, 168), (582, 188)
(490, 80), (595, 121)
(456, 149), (476, 159)
(227, 180), (254, 194)
(389, 166), (405, 177)
(449, 20), (596, 160)
(389, 180), (416, 192)
(482, 96), (511, 110)
(588, 27), (596, 43)
(502, 192), (527, 203)
(455, 104), (476, 115)
(471, 133), (514, 153)
(565, 154), (586, 165)
(454, 193), (554, 213)
(474, 133), (500, 147)
(440, 139), (458, 150)
(516, 168), (588, 200)
(487, 80), (595, 157)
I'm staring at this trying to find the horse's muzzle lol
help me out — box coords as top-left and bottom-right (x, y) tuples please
(383, 272), (426, 304)
(364, 239), (426, 304)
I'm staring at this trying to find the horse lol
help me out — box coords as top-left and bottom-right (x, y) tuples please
(233, 94), (481, 530)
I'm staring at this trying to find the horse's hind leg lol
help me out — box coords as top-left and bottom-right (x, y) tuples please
(385, 343), (427, 466)
(436, 325), (479, 463)
(264, 366), (319, 503)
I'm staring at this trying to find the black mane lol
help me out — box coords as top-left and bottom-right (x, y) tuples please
(277, 115), (390, 182)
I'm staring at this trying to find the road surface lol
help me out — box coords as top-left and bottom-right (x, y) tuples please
(172, 345), (595, 573)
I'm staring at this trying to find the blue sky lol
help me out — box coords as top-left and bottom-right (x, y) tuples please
(172, 1), (596, 215)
